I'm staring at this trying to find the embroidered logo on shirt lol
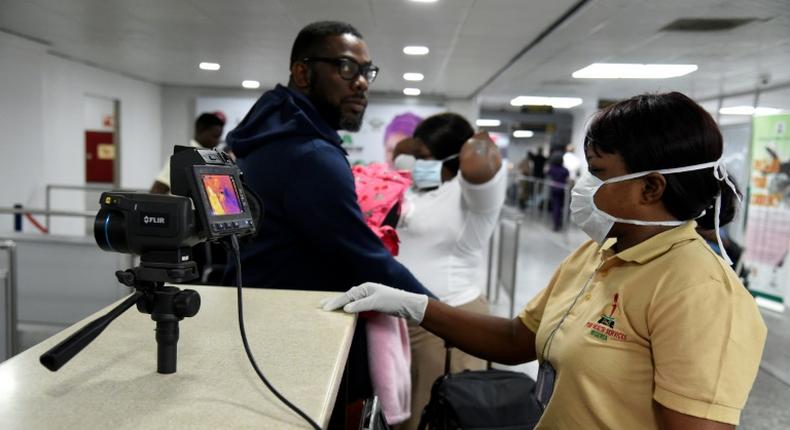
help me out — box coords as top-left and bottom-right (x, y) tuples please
(585, 293), (628, 342)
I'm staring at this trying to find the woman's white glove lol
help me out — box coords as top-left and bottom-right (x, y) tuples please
(321, 282), (429, 323)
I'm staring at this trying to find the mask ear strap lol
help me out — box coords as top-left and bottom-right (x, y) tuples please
(713, 161), (743, 202)
(711, 160), (740, 266)
(713, 194), (733, 265)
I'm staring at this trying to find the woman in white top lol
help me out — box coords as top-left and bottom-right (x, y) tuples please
(392, 113), (506, 430)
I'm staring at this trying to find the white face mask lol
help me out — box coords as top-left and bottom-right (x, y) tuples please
(570, 158), (741, 264)
(401, 153), (459, 190)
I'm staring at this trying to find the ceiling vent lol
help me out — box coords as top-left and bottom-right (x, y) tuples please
(661, 18), (758, 32)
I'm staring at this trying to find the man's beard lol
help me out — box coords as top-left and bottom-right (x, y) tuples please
(309, 80), (365, 132)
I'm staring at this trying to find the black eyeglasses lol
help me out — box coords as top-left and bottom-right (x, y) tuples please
(302, 57), (379, 83)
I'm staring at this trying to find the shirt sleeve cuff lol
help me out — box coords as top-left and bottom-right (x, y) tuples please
(518, 310), (540, 334)
(654, 384), (742, 425)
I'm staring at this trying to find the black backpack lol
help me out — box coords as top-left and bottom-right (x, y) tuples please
(417, 348), (542, 430)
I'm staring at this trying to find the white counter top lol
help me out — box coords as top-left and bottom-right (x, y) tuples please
(0, 286), (354, 429)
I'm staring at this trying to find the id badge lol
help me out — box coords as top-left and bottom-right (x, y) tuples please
(535, 361), (556, 410)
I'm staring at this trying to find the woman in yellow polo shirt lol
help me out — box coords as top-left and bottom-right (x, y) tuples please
(323, 92), (766, 430)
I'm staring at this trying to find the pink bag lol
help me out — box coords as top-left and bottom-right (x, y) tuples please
(352, 163), (411, 255)
(353, 162), (413, 424)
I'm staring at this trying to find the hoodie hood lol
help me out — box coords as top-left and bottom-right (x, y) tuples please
(227, 84), (343, 158)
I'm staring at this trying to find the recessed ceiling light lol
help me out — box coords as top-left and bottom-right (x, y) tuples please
(475, 119), (501, 127)
(403, 72), (425, 81)
(403, 88), (421, 96)
(513, 130), (535, 138)
(403, 46), (430, 56)
(242, 80), (260, 89)
(199, 62), (221, 71)
(510, 96), (583, 109)
(409, 0), (439, 2)
(719, 106), (782, 115)
(572, 63), (698, 79)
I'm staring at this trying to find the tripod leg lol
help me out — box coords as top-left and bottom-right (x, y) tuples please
(155, 320), (179, 374)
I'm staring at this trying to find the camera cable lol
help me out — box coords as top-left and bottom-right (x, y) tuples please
(229, 234), (322, 430)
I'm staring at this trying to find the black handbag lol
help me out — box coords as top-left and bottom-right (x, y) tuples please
(417, 347), (542, 430)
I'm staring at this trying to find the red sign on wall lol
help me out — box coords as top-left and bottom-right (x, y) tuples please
(85, 131), (115, 183)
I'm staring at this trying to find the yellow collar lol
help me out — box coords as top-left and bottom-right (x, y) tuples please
(599, 221), (700, 265)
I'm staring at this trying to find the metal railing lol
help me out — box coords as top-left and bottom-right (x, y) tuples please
(1, 240), (18, 358)
(45, 184), (119, 230)
(485, 213), (523, 318)
(0, 207), (96, 219)
(1, 206), (96, 235)
(510, 174), (572, 231)
(496, 217), (522, 318)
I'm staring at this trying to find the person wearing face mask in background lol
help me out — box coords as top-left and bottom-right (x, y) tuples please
(389, 113), (507, 430)
(325, 92), (766, 430)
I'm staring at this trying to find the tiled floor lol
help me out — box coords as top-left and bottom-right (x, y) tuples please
(488, 214), (790, 428)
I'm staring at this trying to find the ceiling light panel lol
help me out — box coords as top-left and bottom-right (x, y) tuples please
(510, 96), (583, 109)
(476, 119), (501, 127)
(199, 62), (220, 71)
(513, 130), (534, 138)
(403, 46), (430, 55)
(572, 63), (698, 79)
(719, 106), (782, 115)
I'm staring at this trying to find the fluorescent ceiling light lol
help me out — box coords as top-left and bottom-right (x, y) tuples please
(199, 62), (220, 71)
(510, 96), (583, 109)
(572, 63), (698, 79)
(513, 130), (535, 138)
(403, 46), (430, 55)
(403, 88), (421, 96)
(719, 106), (782, 116)
(403, 72), (425, 81)
(242, 80), (260, 89)
(409, 0), (439, 2)
(475, 119), (501, 127)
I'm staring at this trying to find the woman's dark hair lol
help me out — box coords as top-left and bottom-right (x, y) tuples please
(585, 91), (738, 229)
(412, 113), (474, 177)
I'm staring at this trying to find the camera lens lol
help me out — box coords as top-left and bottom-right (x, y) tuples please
(94, 209), (129, 253)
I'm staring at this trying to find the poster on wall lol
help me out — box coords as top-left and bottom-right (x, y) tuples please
(744, 114), (790, 309)
(342, 103), (444, 165)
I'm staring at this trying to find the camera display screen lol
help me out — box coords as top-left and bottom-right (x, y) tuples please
(201, 174), (243, 215)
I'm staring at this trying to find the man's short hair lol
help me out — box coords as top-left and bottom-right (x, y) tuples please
(195, 113), (224, 133)
(290, 21), (363, 66)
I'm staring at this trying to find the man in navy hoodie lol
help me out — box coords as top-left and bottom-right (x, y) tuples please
(226, 22), (435, 299)
(225, 22), (436, 424)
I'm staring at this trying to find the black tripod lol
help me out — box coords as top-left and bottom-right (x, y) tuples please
(40, 251), (201, 374)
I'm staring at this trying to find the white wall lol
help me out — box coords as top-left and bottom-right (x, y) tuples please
(0, 33), (46, 233)
(0, 31), (162, 235)
(83, 96), (115, 132)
